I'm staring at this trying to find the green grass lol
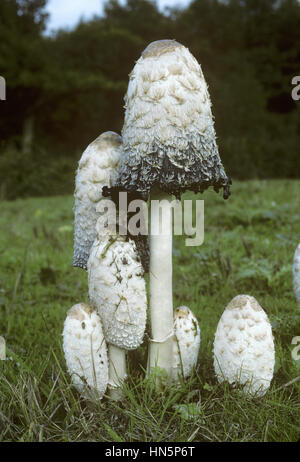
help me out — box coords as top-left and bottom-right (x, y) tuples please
(0, 179), (299, 442)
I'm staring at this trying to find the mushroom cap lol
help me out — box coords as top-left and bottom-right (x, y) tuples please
(213, 295), (275, 397)
(73, 131), (122, 270)
(172, 306), (201, 381)
(62, 303), (108, 400)
(104, 39), (231, 201)
(293, 244), (300, 304)
(88, 236), (147, 350)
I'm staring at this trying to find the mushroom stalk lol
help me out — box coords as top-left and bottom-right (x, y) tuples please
(108, 344), (127, 400)
(147, 189), (174, 382)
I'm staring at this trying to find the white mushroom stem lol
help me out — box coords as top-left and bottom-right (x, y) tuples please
(107, 344), (127, 400)
(147, 189), (174, 382)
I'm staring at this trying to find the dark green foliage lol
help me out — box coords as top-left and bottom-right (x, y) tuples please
(0, 0), (300, 199)
(0, 146), (76, 200)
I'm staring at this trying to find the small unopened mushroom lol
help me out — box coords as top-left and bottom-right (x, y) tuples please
(172, 306), (200, 382)
(73, 131), (122, 270)
(63, 303), (108, 400)
(103, 40), (231, 383)
(213, 295), (275, 397)
(293, 244), (300, 304)
(88, 233), (147, 398)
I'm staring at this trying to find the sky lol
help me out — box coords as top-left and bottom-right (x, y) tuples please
(46, 0), (191, 33)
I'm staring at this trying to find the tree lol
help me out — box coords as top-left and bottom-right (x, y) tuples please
(0, 0), (48, 151)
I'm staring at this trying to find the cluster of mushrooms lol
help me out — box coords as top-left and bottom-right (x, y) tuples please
(62, 40), (299, 401)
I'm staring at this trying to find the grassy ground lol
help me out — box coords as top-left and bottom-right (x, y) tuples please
(0, 179), (299, 442)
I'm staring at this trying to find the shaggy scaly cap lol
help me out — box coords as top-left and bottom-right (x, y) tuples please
(88, 235), (147, 350)
(213, 295), (275, 397)
(63, 303), (108, 399)
(105, 39), (231, 200)
(73, 131), (122, 270)
(293, 244), (300, 304)
(172, 306), (200, 381)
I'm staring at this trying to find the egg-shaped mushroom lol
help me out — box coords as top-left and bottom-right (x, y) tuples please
(88, 227), (147, 399)
(172, 306), (200, 382)
(293, 244), (300, 304)
(63, 303), (108, 400)
(88, 236), (147, 352)
(213, 295), (275, 397)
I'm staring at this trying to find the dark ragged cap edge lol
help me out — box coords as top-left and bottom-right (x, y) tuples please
(72, 258), (88, 271)
(103, 135), (232, 202)
(103, 177), (232, 202)
(102, 177), (230, 274)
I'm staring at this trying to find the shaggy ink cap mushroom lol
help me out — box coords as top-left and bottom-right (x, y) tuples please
(103, 39), (231, 202)
(172, 306), (200, 381)
(63, 303), (109, 400)
(88, 235), (147, 351)
(73, 131), (122, 270)
(213, 295), (275, 397)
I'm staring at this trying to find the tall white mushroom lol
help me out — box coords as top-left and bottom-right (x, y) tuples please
(103, 40), (231, 383)
(293, 244), (300, 304)
(172, 306), (200, 382)
(213, 295), (275, 397)
(73, 131), (122, 270)
(63, 303), (108, 400)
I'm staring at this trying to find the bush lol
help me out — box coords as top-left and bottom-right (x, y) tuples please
(0, 146), (77, 200)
